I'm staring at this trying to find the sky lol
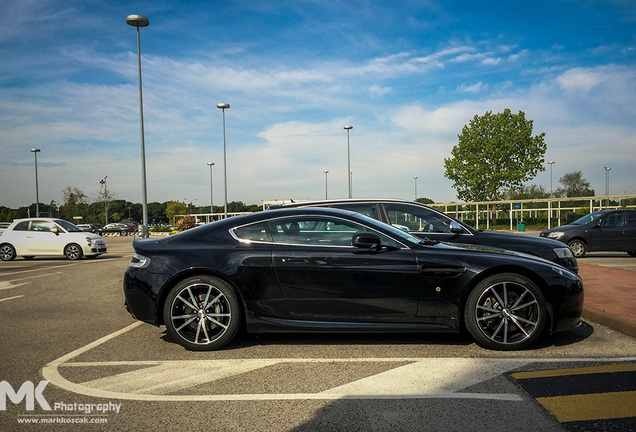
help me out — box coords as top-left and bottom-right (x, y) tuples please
(1, 0), (635, 210)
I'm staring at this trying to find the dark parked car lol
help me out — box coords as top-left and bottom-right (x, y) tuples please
(124, 207), (583, 352)
(271, 199), (578, 273)
(76, 224), (101, 234)
(540, 209), (636, 258)
(99, 222), (136, 236)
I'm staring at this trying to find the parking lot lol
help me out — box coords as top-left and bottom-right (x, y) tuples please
(1, 236), (635, 431)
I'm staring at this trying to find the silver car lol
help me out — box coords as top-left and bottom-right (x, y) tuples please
(0, 218), (107, 261)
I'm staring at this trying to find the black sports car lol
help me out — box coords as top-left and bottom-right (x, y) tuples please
(123, 207), (583, 351)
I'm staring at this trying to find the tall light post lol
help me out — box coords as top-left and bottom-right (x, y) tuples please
(217, 103), (230, 219)
(126, 14), (150, 238)
(413, 176), (418, 201)
(207, 162), (215, 218)
(604, 166), (611, 208)
(30, 148), (40, 217)
(324, 171), (329, 199)
(100, 176), (109, 224)
(548, 161), (555, 198)
(344, 125), (353, 198)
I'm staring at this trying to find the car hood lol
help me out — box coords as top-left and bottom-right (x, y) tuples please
(431, 241), (557, 267)
(475, 230), (569, 248)
(540, 224), (581, 235)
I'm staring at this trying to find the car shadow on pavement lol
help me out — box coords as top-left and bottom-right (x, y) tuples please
(534, 321), (594, 348)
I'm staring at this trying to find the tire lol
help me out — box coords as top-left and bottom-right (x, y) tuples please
(628, 251), (636, 257)
(0, 244), (16, 261)
(464, 273), (547, 350)
(567, 240), (587, 258)
(64, 244), (83, 260)
(163, 276), (241, 351)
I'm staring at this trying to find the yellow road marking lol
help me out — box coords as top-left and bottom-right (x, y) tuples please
(537, 391), (636, 422)
(511, 363), (636, 379)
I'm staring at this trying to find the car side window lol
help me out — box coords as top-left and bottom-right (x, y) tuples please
(384, 204), (454, 233)
(233, 222), (272, 242)
(329, 203), (380, 220)
(13, 222), (29, 231)
(30, 221), (55, 232)
(626, 213), (636, 228)
(601, 213), (623, 228)
(266, 216), (402, 248)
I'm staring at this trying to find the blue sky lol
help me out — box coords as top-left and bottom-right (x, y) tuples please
(1, 0), (635, 209)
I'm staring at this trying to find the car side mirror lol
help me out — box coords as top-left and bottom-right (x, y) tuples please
(450, 221), (463, 234)
(352, 231), (382, 252)
(51, 226), (59, 235)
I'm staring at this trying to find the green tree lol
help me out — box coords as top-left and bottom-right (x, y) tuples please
(166, 201), (188, 225)
(60, 186), (90, 221)
(444, 109), (547, 203)
(504, 184), (548, 200)
(555, 171), (595, 197)
(416, 197), (435, 205)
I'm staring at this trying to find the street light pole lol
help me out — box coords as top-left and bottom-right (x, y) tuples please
(217, 103), (230, 219)
(207, 162), (215, 219)
(324, 171), (329, 199)
(548, 161), (555, 198)
(604, 166), (611, 208)
(126, 14), (150, 238)
(100, 176), (108, 225)
(30, 148), (40, 217)
(344, 125), (353, 198)
(413, 176), (418, 201)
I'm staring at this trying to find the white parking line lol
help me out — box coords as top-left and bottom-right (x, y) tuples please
(41, 323), (636, 402)
(0, 295), (25, 302)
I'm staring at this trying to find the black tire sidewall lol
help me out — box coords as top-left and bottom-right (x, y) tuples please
(0, 244), (16, 261)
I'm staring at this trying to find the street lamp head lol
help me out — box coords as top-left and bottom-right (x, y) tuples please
(30, 148), (40, 153)
(126, 14), (149, 27)
(207, 162), (215, 166)
(548, 161), (555, 165)
(217, 103), (230, 109)
(343, 125), (353, 130)
(604, 166), (611, 171)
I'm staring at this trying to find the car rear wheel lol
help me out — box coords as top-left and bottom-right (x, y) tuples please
(0, 244), (16, 261)
(163, 276), (241, 351)
(628, 251), (636, 257)
(64, 244), (83, 260)
(464, 273), (547, 350)
(567, 240), (587, 258)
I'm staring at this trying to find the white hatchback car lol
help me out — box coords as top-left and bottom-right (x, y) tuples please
(0, 218), (107, 261)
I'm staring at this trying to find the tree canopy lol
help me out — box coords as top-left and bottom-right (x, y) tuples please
(444, 109), (547, 202)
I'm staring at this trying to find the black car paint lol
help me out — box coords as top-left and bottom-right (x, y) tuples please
(124, 208), (583, 344)
(270, 199), (578, 273)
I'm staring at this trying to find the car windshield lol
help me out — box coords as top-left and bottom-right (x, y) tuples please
(352, 213), (425, 246)
(571, 212), (603, 225)
(55, 219), (83, 232)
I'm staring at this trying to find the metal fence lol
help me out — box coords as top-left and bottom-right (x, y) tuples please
(429, 195), (636, 230)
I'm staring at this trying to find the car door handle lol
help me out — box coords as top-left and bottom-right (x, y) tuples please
(421, 266), (466, 276)
(281, 258), (309, 263)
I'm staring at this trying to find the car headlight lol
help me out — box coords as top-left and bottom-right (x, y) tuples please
(86, 237), (93, 245)
(554, 247), (573, 259)
(552, 266), (578, 280)
(129, 252), (151, 269)
(547, 231), (565, 239)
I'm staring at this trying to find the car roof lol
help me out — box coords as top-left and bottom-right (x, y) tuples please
(269, 198), (415, 209)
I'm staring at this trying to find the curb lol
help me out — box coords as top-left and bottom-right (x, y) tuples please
(583, 305), (636, 339)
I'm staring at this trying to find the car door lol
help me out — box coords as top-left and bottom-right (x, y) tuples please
(587, 211), (625, 252)
(25, 220), (62, 254)
(268, 215), (420, 322)
(625, 212), (636, 252)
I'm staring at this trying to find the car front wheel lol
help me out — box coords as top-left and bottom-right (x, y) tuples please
(163, 276), (241, 351)
(567, 240), (587, 258)
(0, 244), (16, 261)
(464, 273), (547, 350)
(64, 244), (83, 260)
